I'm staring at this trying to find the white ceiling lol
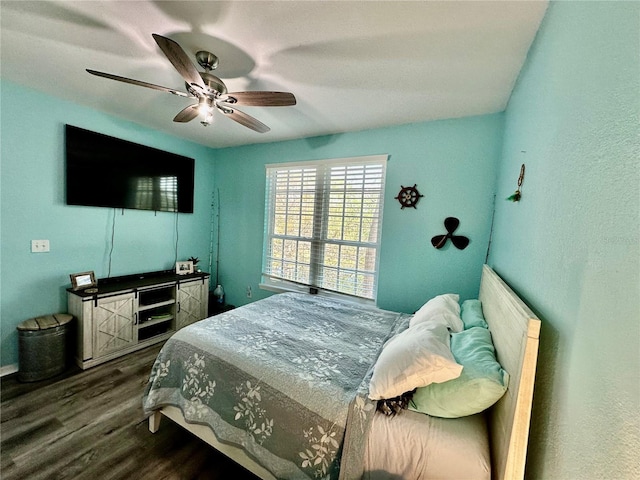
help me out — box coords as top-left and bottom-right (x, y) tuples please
(0, 1), (547, 149)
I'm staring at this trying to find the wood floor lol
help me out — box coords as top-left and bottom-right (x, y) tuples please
(0, 344), (260, 480)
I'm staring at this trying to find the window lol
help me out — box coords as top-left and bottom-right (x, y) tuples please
(262, 155), (387, 301)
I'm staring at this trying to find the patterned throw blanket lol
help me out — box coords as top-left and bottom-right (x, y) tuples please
(143, 292), (410, 479)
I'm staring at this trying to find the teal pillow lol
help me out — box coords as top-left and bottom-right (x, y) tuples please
(460, 299), (488, 329)
(409, 327), (508, 418)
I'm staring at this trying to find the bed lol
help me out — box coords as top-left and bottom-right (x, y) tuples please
(143, 265), (540, 480)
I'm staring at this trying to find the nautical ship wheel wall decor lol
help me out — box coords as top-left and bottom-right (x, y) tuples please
(431, 217), (470, 250)
(395, 184), (424, 209)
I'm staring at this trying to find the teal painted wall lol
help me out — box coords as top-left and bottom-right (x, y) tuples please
(0, 81), (216, 367)
(0, 81), (502, 368)
(212, 114), (503, 313)
(488, 2), (640, 478)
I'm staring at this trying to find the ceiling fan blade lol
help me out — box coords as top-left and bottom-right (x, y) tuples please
(173, 105), (199, 123)
(218, 107), (270, 133)
(152, 33), (206, 92)
(86, 69), (189, 97)
(219, 91), (297, 107)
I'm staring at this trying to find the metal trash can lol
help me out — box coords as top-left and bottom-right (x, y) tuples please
(17, 313), (74, 382)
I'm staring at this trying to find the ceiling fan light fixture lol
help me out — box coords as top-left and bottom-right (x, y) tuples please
(198, 97), (215, 126)
(200, 110), (214, 126)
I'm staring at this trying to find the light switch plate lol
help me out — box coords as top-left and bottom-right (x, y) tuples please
(31, 240), (50, 253)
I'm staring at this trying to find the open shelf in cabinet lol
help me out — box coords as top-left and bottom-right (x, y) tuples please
(137, 284), (176, 342)
(138, 284), (176, 309)
(139, 315), (174, 328)
(138, 302), (174, 322)
(139, 299), (175, 312)
(138, 317), (174, 341)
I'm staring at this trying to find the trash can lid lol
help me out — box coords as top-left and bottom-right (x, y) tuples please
(17, 314), (73, 331)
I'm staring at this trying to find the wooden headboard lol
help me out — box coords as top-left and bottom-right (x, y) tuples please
(479, 265), (541, 480)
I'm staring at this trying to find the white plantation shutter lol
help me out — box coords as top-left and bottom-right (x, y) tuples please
(263, 155), (387, 300)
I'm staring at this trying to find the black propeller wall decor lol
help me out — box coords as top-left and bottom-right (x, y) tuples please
(87, 33), (296, 133)
(431, 217), (470, 250)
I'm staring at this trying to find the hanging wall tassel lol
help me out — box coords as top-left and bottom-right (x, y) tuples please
(507, 164), (525, 202)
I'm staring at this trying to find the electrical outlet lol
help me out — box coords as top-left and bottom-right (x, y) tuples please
(31, 239), (50, 253)
(246, 285), (252, 298)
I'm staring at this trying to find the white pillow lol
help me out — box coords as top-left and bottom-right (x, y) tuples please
(369, 323), (463, 400)
(410, 293), (464, 332)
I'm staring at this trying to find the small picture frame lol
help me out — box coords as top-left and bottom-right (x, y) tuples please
(70, 271), (97, 291)
(175, 261), (194, 275)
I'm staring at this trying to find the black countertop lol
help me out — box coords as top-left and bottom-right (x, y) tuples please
(67, 270), (210, 298)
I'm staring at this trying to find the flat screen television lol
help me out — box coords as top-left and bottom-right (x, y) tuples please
(65, 125), (195, 213)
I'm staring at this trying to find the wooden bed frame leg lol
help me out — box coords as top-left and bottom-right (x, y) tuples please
(148, 411), (162, 433)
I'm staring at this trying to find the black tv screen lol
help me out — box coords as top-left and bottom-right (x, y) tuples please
(65, 125), (195, 213)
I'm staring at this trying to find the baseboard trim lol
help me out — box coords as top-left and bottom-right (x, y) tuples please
(1, 364), (19, 377)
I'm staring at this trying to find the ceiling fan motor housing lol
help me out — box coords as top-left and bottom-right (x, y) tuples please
(202, 73), (227, 95)
(185, 73), (227, 97)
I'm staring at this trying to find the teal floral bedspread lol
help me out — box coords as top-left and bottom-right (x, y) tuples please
(142, 292), (410, 479)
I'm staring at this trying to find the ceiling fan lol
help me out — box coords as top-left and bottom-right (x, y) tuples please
(87, 33), (296, 133)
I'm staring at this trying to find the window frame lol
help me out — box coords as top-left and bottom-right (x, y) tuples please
(260, 154), (388, 304)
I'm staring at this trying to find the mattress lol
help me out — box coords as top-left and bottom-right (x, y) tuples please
(364, 410), (491, 480)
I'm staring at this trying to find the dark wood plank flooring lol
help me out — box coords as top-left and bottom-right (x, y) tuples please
(1, 344), (260, 480)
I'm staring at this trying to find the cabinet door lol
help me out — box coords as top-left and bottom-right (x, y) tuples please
(176, 281), (206, 330)
(93, 293), (136, 357)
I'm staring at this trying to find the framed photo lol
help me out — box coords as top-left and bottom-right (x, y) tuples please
(70, 271), (97, 291)
(176, 261), (194, 275)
